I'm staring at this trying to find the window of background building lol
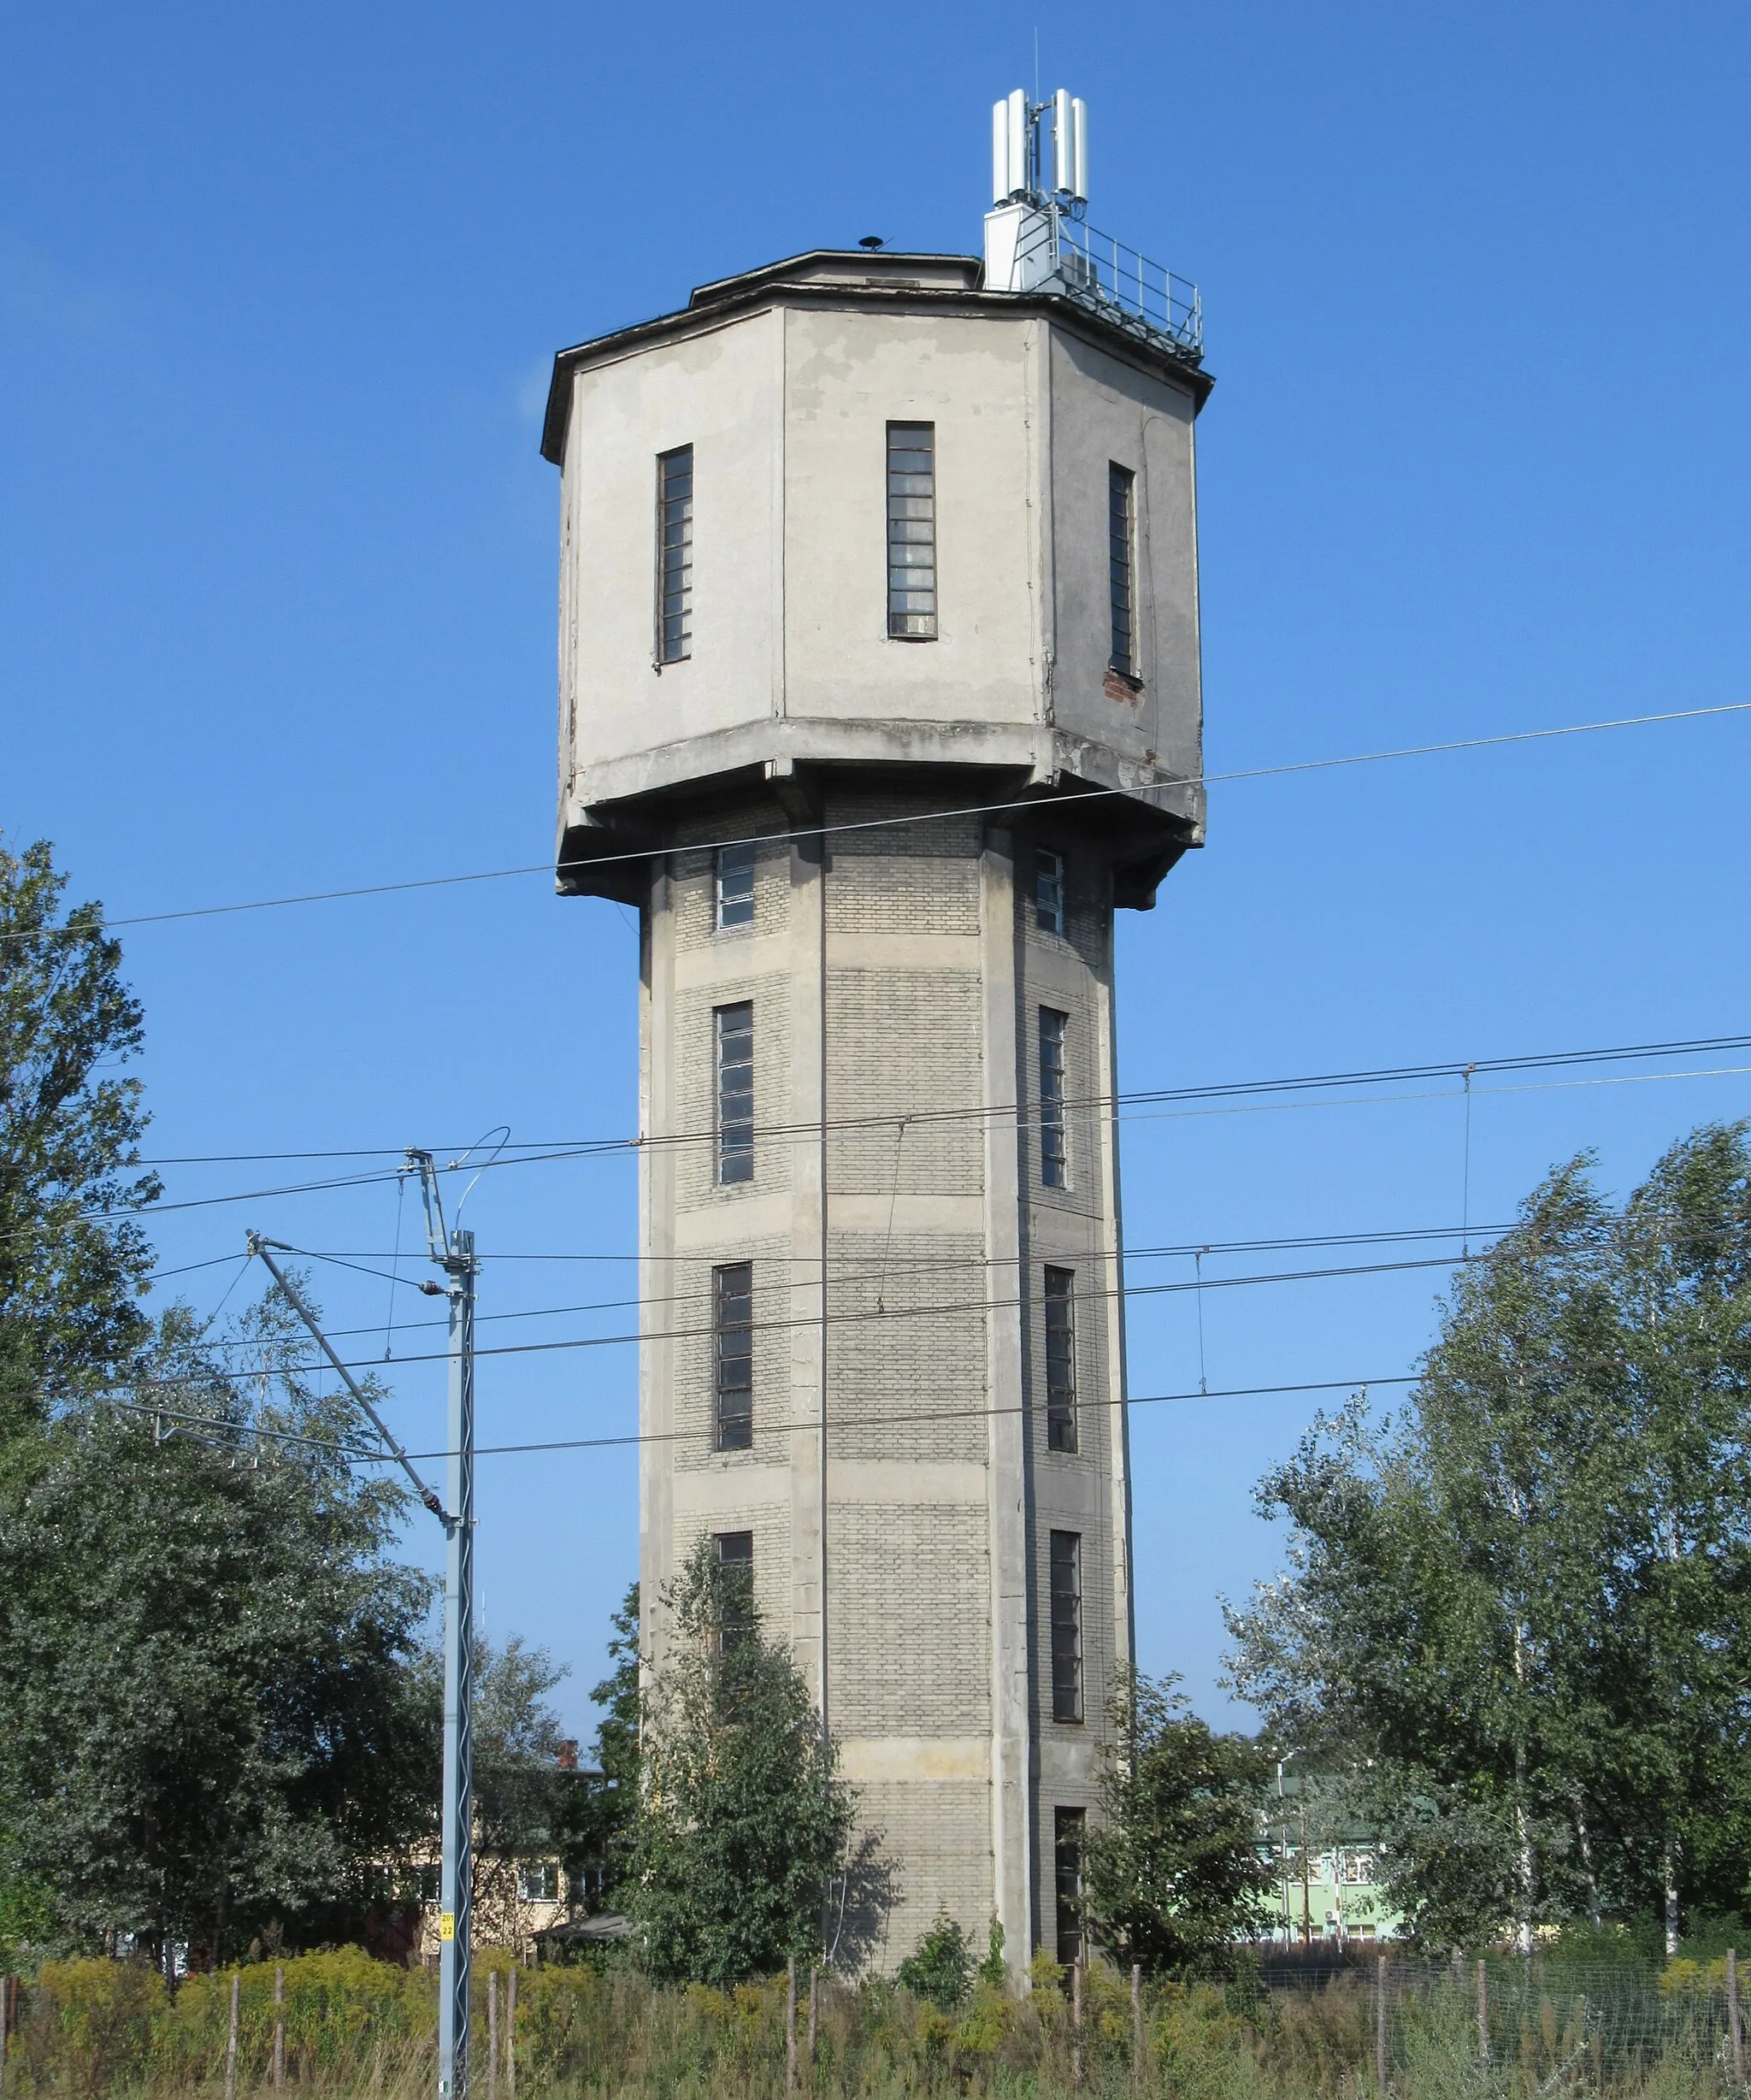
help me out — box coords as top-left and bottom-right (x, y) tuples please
(1035, 849), (1064, 936)
(1108, 462), (1136, 679)
(1050, 1529), (1083, 1723)
(887, 422), (937, 639)
(1039, 1007), (1068, 1189)
(657, 445), (694, 664)
(715, 1001), (754, 1184)
(713, 1264), (753, 1451)
(1045, 1266), (1077, 1453)
(714, 1529), (754, 1651)
(1054, 1807), (1086, 1967)
(715, 841), (754, 929)
(517, 1861), (560, 1902)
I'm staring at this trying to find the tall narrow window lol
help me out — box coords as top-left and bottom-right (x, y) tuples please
(657, 445), (693, 663)
(1035, 849), (1065, 937)
(1054, 1808), (1086, 1966)
(1108, 462), (1136, 678)
(713, 1529), (754, 1649)
(1050, 1530), (1083, 1723)
(715, 1001), (753, 1185)
(715, 841), (754, 930)
(887, 422), (937, 639)
(712, 1265), (753, 1451)
(1045, 1266), (1077, 1454)
(1039, 1006), (1068, 1189)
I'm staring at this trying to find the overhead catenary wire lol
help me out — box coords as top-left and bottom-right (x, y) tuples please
(103, 1371), (1418, 1471)
(5, 698), (1747, 948)
(122, 1033), (1751, 1169)
(23, 1035), (1751, 1253)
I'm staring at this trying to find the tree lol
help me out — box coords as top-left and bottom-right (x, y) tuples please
(627, 1537), (854, 1984)
(896, 1913), (974, 2009)
(0, 1286), (434, 1961)
(557, 1582), (640, 1910)
(1225, 1127), (1751, 1950)
(1081, 1668), (1276, 1973)
(0, 837), (160, 1407)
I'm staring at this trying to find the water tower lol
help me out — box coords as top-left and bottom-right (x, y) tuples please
(541, 92), (1211, 1972)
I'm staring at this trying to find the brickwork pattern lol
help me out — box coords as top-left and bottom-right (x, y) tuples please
(824, 1230), (987, 1463)
(827, 1501), (992, 1736)
(822, 799), (982, 936)
(825, 967), (985, 1195)
(675, 1501), (793, 1635)
(845, 1777), (993, 1971)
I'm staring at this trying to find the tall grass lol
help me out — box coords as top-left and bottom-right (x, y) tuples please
(3, 1950), (1740, 2099)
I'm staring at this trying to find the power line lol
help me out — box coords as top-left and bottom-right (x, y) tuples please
(10, 699), (1748, 947)
(72, 1034), (1751, 1236)
(103, 1371), (1416, 1469)
(118, 1248), (1477, 1383)
(184, 1220), (1509, 1351)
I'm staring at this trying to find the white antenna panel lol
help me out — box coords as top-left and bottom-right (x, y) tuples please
(991, 99), (1008, 203)
(1006, 89), (1028, 199)
(1052, 90), (1072, 193)
(1070, 96), (1088, 203)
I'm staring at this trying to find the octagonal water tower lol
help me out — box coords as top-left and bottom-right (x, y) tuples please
(542, 95), (1212, 1973)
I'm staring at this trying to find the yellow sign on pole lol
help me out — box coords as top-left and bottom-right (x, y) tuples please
(439, 1913), (456, 1942)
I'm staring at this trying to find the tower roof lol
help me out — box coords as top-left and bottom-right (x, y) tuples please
(539, 247), (1212, 468)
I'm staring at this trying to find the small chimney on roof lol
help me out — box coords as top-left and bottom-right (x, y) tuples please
(556, 1738), (579, 1771)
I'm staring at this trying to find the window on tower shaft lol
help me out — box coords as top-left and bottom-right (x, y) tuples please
(1035, 849), (1065, 936)
(1054, 1808), (1086, 1965)
(1108, 462), (1137, 680)
(1045, 1266), (1077, 1454)
(657, 445), (693, 664)
(715, 841), (754, 930)
(887, 422), (936, 639)
(713, 1529), (754, 1648)
(712, 1268), (753, 1451)
(715, 1002), (753, 1185)
(1039, 1007), (1068, 1189)
(1050, 1531), (1084, 1723)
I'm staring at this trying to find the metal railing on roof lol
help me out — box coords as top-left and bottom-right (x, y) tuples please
(1013, 204), (1203, 360)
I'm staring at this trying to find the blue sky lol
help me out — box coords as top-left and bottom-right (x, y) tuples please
(3, 1), (1749, 1738)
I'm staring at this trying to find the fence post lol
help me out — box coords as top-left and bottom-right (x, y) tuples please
(273, 1964), (285, 2091)
(1131, 1962), (1143, 2094)
(225, 1971), (239, 2100)
(785, 1949), (798, 2100)
(1476, 1959), (1489, 2067)
(487, 1970), (498, 2100)
(807, 1963), (819, 2082)
(1376, 1955), (1388, 2096)
(507, 1962), (517, 2100)
(1071, 1954), (1085, 2091)
(1, 1974), (11, 2100)
(1730, 1949), (1744, 2086)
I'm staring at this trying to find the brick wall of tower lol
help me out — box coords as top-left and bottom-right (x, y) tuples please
(645, 793), (1126, 1975)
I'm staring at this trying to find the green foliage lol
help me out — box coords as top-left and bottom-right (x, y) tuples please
(0, 837), (160, 1408)
(627, 1537), (855, 1984)
(978, 1914), (1007, 1986)
(895, 1912), (974, 2009)
(1228, 1125), (1751, 1950)
(558, 1579), (640, 1906)
(0, 1286), (434, 1961)
(8, 1949), (1750, 2100)
(1082, 1666), (1276, 1973)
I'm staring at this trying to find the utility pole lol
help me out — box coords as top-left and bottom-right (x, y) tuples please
(246, 1145), (477, 2100)
(410, 1151), (478, 2100)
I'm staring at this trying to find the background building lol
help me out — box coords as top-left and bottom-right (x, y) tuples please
(542, 97), (1211, 1971)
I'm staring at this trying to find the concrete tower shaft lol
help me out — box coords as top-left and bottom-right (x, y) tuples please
(543, 244), (1210, 1972)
